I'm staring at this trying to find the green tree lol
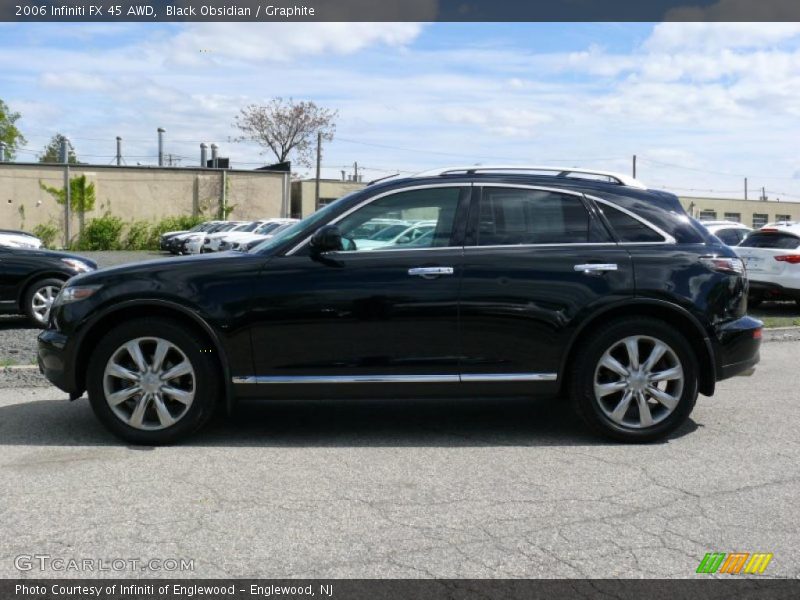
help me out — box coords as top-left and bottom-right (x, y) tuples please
(39, 133), (78, 164)
(39, 174), (97, 237)
(0, 99), (27, 160)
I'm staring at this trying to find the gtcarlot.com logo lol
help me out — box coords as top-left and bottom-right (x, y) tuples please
(14, 554), (194, 573)
(696, 552), (773, 575)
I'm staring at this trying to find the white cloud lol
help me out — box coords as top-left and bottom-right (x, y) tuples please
(159, 22), (426, 66)
(441, 106), (551, 138)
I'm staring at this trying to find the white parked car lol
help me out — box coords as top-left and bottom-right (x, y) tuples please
(182, 222), (244, 255)
(217, 219), (298, 252)
(201, 221), (263, 253)
(230, 220), (299, 251)
(0, 229), (43, 249)
(735, 223), (800, 307)
(700, 220), (752, 247)
(354, 221), (437, 251)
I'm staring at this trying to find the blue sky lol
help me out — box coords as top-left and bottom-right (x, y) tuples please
(2, 21), (800, 199)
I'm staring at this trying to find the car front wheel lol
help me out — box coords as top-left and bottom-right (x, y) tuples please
(86, 318), (219, 444)
(24, 277), (65, 328)
(570, 317), (698, 442)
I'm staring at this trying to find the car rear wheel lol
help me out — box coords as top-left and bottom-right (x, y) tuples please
(23, 277), (65, 328)
(570, 317), (698, 442)
(87, 318), (219, 444)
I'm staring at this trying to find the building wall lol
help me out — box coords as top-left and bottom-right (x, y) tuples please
(679, 196), (800, 228)
(0, 163), (287, 242)
(291, 179), (366, 218)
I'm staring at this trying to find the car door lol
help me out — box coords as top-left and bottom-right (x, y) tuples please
(0, 247), (33, 307)
(458, 184), (634, 386)
(246, 184), (470, 394)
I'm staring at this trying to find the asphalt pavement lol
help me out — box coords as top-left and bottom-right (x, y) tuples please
(0, 341), (798, 579)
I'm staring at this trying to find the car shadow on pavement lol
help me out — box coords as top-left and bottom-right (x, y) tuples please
(0, 395), (699, 448)
(0, 315), (32, 330)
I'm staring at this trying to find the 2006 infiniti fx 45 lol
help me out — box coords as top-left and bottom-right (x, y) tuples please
(38, 166), (762, 444)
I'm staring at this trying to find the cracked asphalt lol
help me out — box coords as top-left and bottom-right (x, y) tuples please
(0, 341), (798, 579)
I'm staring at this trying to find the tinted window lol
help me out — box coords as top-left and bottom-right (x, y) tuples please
(336, 187), (462, 251)
(476, 188), (594, 246)
(739, 232), (800, 249)
(601, 204), (665, 243)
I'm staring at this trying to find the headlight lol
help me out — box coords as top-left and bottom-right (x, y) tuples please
(55, 284), (102, 306)
(61, 258), (94, 272)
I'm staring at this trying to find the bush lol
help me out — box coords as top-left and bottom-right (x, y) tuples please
(32, 223), (60, 249)
(123, 221), (153, 250)
(74, 214), (124, 250)
(146, 215), (205, 249)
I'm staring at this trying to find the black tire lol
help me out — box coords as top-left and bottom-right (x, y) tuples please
(86, 318), (220, 445)
(23, 277), (66, 328)
(569, 317), (698, 443)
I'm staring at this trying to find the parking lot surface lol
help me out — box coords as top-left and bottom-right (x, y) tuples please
(0, 341), (798, 579)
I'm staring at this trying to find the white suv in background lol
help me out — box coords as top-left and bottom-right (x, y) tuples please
(700, 220), (752, 246)
(735, 222), (800, 307)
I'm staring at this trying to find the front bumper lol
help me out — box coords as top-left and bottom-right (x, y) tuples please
(714, 315), (762, 381)
(37, 328), (80, 395)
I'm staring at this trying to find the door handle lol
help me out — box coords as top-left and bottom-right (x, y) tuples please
(574, 263), (618, 273)
(408, 266), (454, 278)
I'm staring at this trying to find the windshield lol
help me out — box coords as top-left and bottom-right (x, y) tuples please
(249, 193), (361, 254)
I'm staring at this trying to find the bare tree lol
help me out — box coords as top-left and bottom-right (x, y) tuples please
(233, 98), (337, 167)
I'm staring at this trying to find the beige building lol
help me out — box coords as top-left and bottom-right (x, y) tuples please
(291, 179), (367, 218)
(0, 162), (289, 241)
(679, 196), (800, 228)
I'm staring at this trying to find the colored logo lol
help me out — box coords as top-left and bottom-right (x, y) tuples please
(696, 552), (773, 574)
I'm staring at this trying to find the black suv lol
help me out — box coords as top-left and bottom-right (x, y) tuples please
(38, 167), (761, 444)
(0, 245), (96, 326)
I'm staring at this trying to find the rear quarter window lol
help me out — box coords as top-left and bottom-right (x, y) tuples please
(599, 204), (666, 243)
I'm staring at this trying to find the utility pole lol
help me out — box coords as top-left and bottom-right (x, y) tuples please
(115, 136), (122, 166)
(157, 127), (165, 166)
(314, 131), (322, 211)
(744, 177), (748, 201)
(353, 161), (359, 182)
(762, 186), (766, 202)
(632, 155), (637, 178)
(60, 137), (72, 248)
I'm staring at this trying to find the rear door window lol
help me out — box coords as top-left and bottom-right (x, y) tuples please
(474, 188), (606, 245)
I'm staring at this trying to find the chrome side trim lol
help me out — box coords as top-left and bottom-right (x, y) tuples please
(460, 373), (558, 382)
(285, 183), (469, 256)
(233, 374), (459, 384)
(232, 373), (558, 384)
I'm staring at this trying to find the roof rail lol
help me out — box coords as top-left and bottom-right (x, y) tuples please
(413, 165), (647, 190)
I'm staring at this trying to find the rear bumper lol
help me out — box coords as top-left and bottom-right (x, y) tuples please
(748, 280), (800, 300)
(713, 315), (762, 381)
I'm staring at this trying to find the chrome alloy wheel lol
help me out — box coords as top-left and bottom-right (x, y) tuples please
(103, 337), (195, 430)
(593, 335), (684, 429)
(30, 285), (61, 324)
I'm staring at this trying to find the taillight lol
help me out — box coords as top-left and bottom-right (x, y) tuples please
(700, 256), (745, 274)
(774, 255), (800, 264)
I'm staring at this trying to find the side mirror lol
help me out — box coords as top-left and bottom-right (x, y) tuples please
(310, 225), (344, 254)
